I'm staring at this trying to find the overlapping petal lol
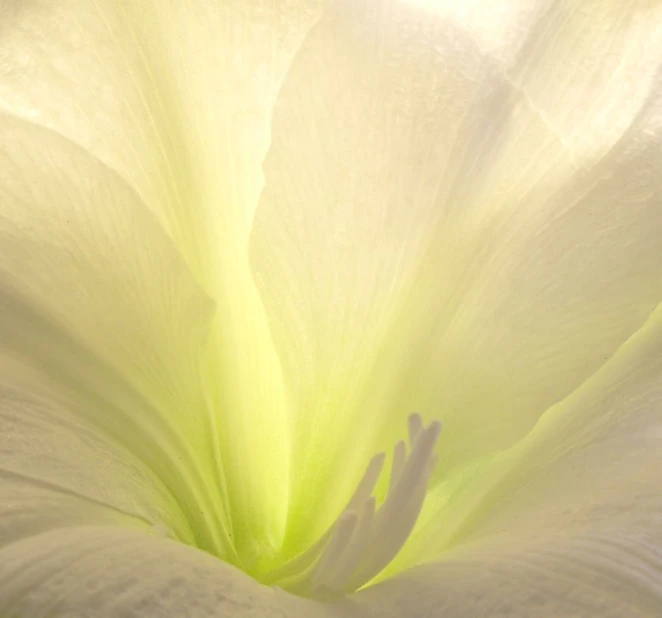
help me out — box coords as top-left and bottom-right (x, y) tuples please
(0, 526), (321, 618)
(2, 303), (660, 617)
(0, 0), (332, 558)
(0, 356), (189, 545)
(0, 0), (329, 260)
(0, 112), (231, 556)
(345, 303), (662, 617)
(434, 0), (662, 158)
(0, 0), (660, 615)
(250, 0), (662, 555)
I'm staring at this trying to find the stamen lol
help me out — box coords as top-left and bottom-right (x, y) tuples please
(408, 412), (424, 444)
(270, 414), (442, 598)
(389, 440), (406, 491)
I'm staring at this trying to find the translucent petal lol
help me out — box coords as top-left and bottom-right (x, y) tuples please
(250, 0), (662, 554)
(0, 0), (331, 557)
(3, 307), (661, 616)
(0, 526), (327, 618)
(347, 303), (662, 616)
(0, 113), (228, 555)
(431, 0), (662, 159)
(0, 0), (329, 259)
(0, 354), (191, 543)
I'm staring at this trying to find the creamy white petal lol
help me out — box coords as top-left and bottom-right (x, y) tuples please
(0, 356), (192, 545)
(250, 0), (662, 555)
(0, 0), (329, 259)
(0, 526), (332, 618)
(0, 113), (232, 555)
(507, 0), (662, 159)
(0, 1), (331, 551)
(340, 303), (662, 616)
(0, 113), (213, 421)
(366, 0), (662, 162)
(0, 367), (317, 616)
(416, 1), (662, 164)
(4, 308), (661, 616)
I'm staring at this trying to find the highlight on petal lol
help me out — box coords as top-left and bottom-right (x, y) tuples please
(250, 0), (662, 560)
(433, 0), (662, 158)
(0, 0), (330, 261)
(345, 303), (662, 617)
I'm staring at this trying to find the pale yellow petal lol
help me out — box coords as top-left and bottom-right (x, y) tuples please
(419, 1), (662, 158)
(0, 113), (231, 555)
(508, 0), (662, 160)
(0, 354), (193, 543)
(5, 310), (660, 615)
(350, 304), (662, 616)
(0, 526), (330, 618)
(250, 0), (662, 556)
(0, 0), (332, 554)
(0, 0), (329, 261)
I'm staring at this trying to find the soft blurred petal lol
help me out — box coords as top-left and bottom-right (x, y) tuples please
(0, 526), (329, 618)
(0, 112), (212, 427)
(341, 303), (662, 617)
(2, 2), (661, 613)
(437, 0), (662, 159)
(0, 113), (231, 555)
(2, 304), (660, 617)
(509, 1), (662, 157)
(250, 0), (662, 552)
(0, 356), (188, 545)
(0, 0), (333, 554)
(0, 0), (328, 258)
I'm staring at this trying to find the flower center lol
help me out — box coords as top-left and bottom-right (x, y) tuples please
(265, 414), (441, 599)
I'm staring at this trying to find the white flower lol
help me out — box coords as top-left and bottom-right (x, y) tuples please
(0, 0), (661, 616)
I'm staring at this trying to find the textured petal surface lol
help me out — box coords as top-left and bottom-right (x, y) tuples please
(0, 113), (232, 556)
(0, 108), (281, 605)
(504, 0), (662, 159)
(2, 1), (661, 615)
(341, 303), (662, 617)
(0, 356), (190, 547)
(0, 0), (329, 258)
(0, 366), (324, 617)
(250, 0), (662, 554)
(0, 525), (328, 618)
(4, 307), (661, 617)
(0, 113), (212, 430)
(0, 0), (331, 559)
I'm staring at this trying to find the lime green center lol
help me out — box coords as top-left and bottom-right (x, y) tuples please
(231, 414), (443, 598)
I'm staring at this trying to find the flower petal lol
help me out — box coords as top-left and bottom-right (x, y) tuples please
(250, 0), (662, 553)
(511, 1), (662, 155)
(5, 297), (660, 618)
(0, 0), (329, 265)
(0, 525), (328, 618)
(0, 356), (189, 546)
(0, 0), (332, 563)
(0, 113), (232, 555)
(438, 0), (662, 159)
(341, 303), (662, 616)
(0, 360), (319, 614)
